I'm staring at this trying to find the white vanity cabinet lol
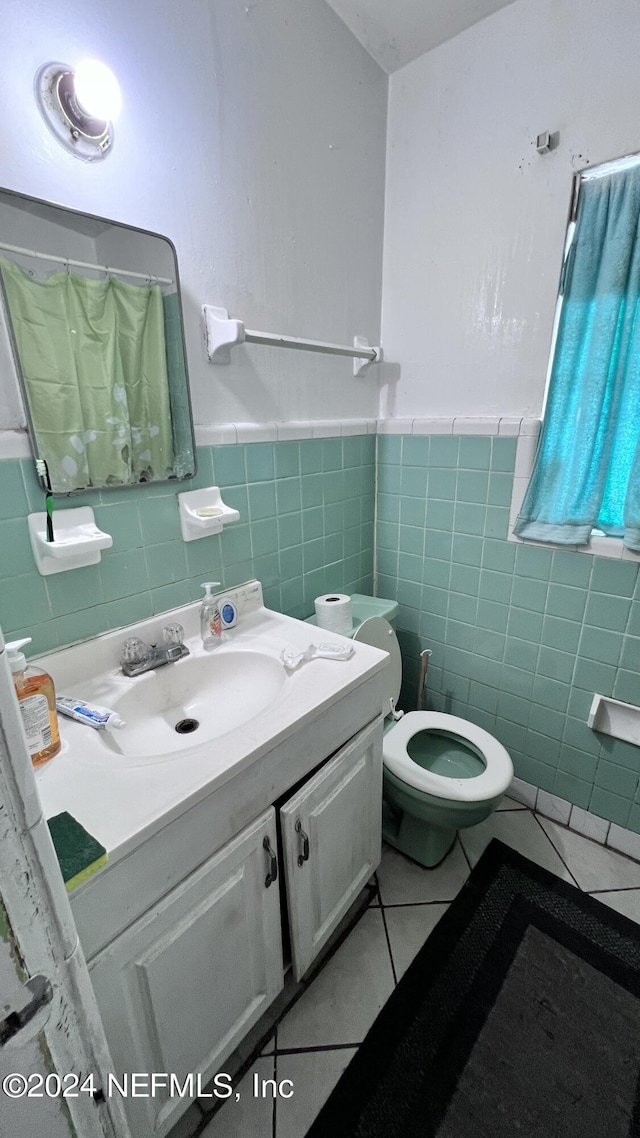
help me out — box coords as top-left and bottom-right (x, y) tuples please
(88, 808), (284, 1138)
(70, 709), (384, 1138)
(281, 716), (382, 980)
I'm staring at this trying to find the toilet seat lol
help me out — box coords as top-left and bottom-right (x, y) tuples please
(383, 711), (513, 803)
(352, 613), (512, 804)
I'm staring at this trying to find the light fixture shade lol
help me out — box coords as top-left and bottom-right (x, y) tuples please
(34, 61), (120, 162)
(73, 60), (121, 122)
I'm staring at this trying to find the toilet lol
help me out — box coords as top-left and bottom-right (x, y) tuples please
(344, 595), (513, 868)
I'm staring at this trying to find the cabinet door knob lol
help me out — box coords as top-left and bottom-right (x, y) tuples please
(295, 819), (310, 866)
(263, 836), (278, 887)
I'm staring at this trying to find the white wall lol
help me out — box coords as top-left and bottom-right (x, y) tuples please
(0, 0), (387, 431)
(381, 0), (640, 419)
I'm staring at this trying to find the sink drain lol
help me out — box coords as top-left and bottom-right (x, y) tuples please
(175, 718), (200, 735)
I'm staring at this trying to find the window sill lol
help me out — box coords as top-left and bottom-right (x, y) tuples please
(508, 425), (640, 563)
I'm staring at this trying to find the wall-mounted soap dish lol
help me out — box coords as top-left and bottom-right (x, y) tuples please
(588, 693), (640, 746)
(177, 486), (240, 542)
(28, 507), (112, 575)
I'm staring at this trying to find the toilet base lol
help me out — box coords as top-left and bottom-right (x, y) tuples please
(383, 800), (456, 867)
(382, 767), (504, 870)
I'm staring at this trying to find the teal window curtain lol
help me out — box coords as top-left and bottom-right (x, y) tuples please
(1, 258), (174, 493)
(514, 164), (640, 551)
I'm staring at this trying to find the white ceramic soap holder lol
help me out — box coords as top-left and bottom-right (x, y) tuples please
(177, 486), (240, 541)
(28, 506), (112, 575)
(588, 693), (640, 745)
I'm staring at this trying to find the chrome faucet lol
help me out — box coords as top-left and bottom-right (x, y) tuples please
(120, 623), (190, 677)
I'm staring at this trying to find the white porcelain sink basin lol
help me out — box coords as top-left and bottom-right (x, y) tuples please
(100, 649), (287, 760)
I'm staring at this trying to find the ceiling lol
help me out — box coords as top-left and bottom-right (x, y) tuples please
(324, 0), (519, 73)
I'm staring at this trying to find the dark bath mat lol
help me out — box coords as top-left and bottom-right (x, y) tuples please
(306, 838), (640, 1138)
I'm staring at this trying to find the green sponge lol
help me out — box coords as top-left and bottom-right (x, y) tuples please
(47, 812), (108, 892)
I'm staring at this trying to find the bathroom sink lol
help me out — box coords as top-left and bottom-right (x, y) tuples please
(33, 581), (389, 863)
(99, 649), (287, 760)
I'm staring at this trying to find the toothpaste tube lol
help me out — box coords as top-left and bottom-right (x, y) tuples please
(56, 697), (126, 731)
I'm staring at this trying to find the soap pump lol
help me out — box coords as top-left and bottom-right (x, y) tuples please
(200, 582), (223, 650)
(7, 637), (61, 766)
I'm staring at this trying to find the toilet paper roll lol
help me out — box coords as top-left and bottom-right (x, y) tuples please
(315, 593), (353, 636)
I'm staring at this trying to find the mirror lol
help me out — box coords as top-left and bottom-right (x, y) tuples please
(0, 188), (196, 495)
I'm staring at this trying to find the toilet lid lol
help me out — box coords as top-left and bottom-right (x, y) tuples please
(353, 616), (401, 714)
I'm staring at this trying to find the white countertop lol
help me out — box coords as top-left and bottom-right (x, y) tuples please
(34, 596), (388, 867)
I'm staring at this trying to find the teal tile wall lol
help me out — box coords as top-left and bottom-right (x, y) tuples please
(0, 435), (374, 655)
(377, 434), (640, 833)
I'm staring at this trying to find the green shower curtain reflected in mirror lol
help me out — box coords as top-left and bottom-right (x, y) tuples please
(1, 257), (175, 494)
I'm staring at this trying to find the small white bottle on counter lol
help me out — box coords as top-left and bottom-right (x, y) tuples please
(200, 582), (223, 650)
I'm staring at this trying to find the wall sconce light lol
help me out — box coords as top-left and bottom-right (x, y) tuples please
(35, 60), (121, 162)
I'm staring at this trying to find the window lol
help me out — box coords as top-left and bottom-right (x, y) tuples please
(514, 155), (640, 553)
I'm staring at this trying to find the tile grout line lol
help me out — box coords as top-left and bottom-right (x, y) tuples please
(588, 886), (640, 895)
(272, 1048), (278, 1138)
(457, 835), (472, 873)
(275, 1042), (362, 1056)
(531, 810), (582, 889)
(381, 899), (460, 908)
(377, 894), (399, 987)
(373, 869), (398, 987)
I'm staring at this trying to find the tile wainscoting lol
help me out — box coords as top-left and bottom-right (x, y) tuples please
(0, 434), (375, 655)
(376, 432), (640, 834)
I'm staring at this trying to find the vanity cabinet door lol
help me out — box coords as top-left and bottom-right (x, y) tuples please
(89, 808), (283, 1138)
(280, 716), (383, 981)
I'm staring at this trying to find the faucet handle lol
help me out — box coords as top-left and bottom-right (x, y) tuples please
(163, 623), (185, 647)
(121, 636), (151, 666)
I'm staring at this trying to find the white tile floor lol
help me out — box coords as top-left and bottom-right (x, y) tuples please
(194, 796), (640, 1138)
